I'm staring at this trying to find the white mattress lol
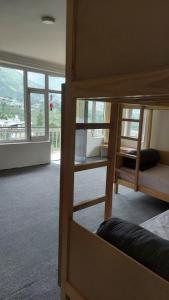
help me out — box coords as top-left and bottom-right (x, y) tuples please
(141, 210), (169, 241)
(118, 163), (169, 195)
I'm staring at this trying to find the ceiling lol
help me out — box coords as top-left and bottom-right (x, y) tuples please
(0, 0), (66, 72)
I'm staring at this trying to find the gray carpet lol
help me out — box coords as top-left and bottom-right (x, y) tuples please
(0, 163), (168, 300)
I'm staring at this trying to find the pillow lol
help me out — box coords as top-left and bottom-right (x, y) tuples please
(97, 217), (169, 281)
(123, 148), (160, 171)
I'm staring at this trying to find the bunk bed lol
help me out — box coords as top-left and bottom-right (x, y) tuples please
(59, 1), (169, 299)
(114, 105), (169, 203)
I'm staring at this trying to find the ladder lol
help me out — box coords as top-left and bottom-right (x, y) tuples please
(114, 105), (145, 192)
(58, 86), (119, 285)
(73, 101), (118, 219)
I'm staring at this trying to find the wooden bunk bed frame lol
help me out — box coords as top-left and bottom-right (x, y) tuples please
(114, 104), (169, 203)
(59, 1), (169, 299)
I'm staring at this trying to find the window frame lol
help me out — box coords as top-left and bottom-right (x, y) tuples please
(0, 62), (65, 144)
(122, 108), (151, 148)
(28, 88), (48, 141)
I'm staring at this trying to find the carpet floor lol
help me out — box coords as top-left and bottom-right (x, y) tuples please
(0, 163), (168, 300)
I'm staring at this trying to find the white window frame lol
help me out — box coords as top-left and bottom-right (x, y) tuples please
(122, 108), (151, 149)
(0, 62), (64, 144)
(27, 88), (49, 141)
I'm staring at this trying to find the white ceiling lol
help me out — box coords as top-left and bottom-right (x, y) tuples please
(0, 0), (66, 72)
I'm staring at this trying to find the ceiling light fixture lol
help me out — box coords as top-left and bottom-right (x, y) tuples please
(41, 16), (55, 25)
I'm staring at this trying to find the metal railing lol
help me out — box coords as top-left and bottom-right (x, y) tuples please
(0, 127), (26, 141)
(49, 127), (61, 151)
(0, 127), (61, 152)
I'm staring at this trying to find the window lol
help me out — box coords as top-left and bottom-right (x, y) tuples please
(88, 101), (105, 123)
(48, 76), (65, 91)
(49, 93), (61, 127)
(48, 78), (63, 156)
(122, 108), (151, 148)
(0, 66), (25, 141)
(0, 63), (65, 145)
(30, 92), (45, 137)
(28, 71), (45, 89)
(76, 100), (109, 138)
(122, 108), (140, 138)
(75, 99), (110, 162)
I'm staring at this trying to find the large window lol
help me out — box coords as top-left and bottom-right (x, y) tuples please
(122, 108), (140, 138)
(30, 92), (46, 138)
(122, 108), (151, 148)
(28, 71), (45, 89)
(0, 66), (25, 141)
(0, 64), (65, 145)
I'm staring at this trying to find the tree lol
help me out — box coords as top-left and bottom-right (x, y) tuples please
(36, 112), (43, 127)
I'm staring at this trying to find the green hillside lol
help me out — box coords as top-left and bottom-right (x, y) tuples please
(0, 67), (24, 100)
(0, 66), (44, 101)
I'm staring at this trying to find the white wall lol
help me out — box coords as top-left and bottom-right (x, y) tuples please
(0, 141), (51, 170)
(150, 110), (169, 151)
(87, 136), (104, 157)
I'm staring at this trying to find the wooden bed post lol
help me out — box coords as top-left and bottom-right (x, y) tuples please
(114, 104), (122, 195)
(104, 102), (118, 219)
(59, 83), (76, 300)
(135, 106), (145, 191)
(59, 0), (78, 298)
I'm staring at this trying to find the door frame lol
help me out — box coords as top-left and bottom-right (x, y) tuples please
(27, 88), (49, 141)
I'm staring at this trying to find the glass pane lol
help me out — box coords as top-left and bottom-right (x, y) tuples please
(30, 93), (45, 137)
(131, 109), (140, 119)
(122, 108), (140, 120)
(48, 76), (65, 91)
(122, 121), (139, 138)
(74, 166), (107, 231)
(75, 129), (109, 162)
(28, 72), (45, 89)
(49, 93), (61, 127)
(76, 100), (110, 123)
(0, 66), (25, 141)
(76, 100), (86, 123)
(49, 93), (61, 159)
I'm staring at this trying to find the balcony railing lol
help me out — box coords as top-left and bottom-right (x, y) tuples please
(0, 127), (61, 152)
(0, 127), (26, 141)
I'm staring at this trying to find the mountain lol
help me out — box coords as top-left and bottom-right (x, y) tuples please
(0, 67), (24, 101)
(0, 66), (43, 102)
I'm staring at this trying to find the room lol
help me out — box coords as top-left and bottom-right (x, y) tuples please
(0, 1), (169, 300)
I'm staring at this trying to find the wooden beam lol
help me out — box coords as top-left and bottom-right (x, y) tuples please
(121, 136), (138, 141)
(74, 160), (108, 172)
(114, 104), (123, 194)
(122, 118), (140, 123)
(76, 123), (110, 130)
(59, 82), (76, 296)
(71, 68), (169, 100)
(73, 196), (106, 212)
(135, 107), (144, 191)
(104, 103), (119, 219)
(116, 168), (134, 181)
(65, 282), (87, 300)
(116, 152), (136, 159)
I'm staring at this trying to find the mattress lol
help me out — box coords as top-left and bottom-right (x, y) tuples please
(141, 210), (169, 241)
(118, 163), (169, 195)
(97, 217), (169, 281)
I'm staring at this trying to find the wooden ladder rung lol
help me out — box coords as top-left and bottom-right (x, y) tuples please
(115, 168), (135, 179)
(76, 123), (111, 130)
(74, 160), (109, 172)
(73, 196), (106, 212)
(116, 152), (136, 159)
(120, 136), (138, 142)
(121, 118), (140, 123)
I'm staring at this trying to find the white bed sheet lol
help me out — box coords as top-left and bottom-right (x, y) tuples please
(119, 163), (169, 195)
(141, 210), (169, 241)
